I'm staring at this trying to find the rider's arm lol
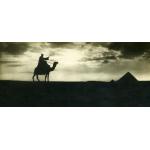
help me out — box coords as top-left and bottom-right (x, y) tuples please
(44, 57), (49, 60)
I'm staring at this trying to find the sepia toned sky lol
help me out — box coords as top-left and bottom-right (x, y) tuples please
(1, 42), (150, 81)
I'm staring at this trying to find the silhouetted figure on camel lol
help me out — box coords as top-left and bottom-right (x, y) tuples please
(37, 54), (49, 70)
(33, 54), (58, 82)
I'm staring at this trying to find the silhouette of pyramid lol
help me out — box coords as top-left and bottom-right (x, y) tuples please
(117, 72), (138, 83)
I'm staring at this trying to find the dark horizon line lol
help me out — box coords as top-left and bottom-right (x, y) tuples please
(1, 78), (147, 82)
(0, 79), (108, 82)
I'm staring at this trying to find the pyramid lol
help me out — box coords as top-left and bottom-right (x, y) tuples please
(117, 72), (138, 83)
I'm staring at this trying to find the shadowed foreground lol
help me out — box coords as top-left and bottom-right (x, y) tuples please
(0, 80), (150, 106)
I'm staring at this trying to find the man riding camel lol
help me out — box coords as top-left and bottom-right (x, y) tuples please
(37, 54), (49, 70)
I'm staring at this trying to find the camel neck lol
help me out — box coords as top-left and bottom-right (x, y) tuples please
(51, 63), (57, 71)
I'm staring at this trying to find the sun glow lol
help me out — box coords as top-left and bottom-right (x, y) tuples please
(57, 49), (84, 66)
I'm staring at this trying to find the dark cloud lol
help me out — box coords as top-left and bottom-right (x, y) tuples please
(49, 42), (74, 48)
(83, 42), (150, 60)
(86, 42), (102, 47)
(84, 56), (116, 62)
(142, 51), (150, 60)
(102, 42), (150, 59)
(103, 60), (109, 64)
(48, 42), (101, 48)
(1, 42), (150, 63)
(0, 59), (23, 74)
(6, 64), (24, 67)
(104, 55), (117, 60)
(0, 60), (19, 64)
(102, 51), (118, 60)
(83, 48), (118, 64)
(2, 42), (150, 59)
(56, 42), (150, 60)
(0, 60), (24, 67)
(49, 42), (103, 49)
(0, 42), (29, 55)
(84, 56), (104, 62)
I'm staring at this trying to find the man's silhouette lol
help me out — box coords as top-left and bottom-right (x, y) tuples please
(37, 54), (49, 70)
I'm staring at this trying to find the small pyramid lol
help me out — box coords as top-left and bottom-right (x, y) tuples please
(117, 72), (138, 83)
(110, 79), (115, 83)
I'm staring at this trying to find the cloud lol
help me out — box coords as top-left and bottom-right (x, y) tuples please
(0, 60), (19, 64)
(1, 42), (150, 65)
(83, 42), (150, 61)
(82, 47), (119, 64)
(1, 42), (150, 59)
(102, 42), (150, 59)
(0, 60), (24, 67)
(0, 42), (29, 55)
(85, 42), (102, 47)
(49, 42), (74, 48)
(6, 64), (24, 67)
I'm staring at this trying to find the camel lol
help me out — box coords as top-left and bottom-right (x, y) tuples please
(32, 61), (58, 82)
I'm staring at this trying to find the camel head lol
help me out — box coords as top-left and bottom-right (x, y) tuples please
(54, 61), (59, 66)
(50, 61), (58, 71)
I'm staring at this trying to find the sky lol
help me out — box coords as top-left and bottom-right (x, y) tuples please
(0, 42), (150, 81)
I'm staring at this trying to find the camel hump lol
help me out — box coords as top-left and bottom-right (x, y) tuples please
(34, 65), (50, 74)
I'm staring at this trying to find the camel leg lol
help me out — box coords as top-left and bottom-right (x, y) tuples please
(32, 74), (35, 82)
(36, 75), (40, 81)
(48, 73), (50, 82)
(45, 74), (47, 82)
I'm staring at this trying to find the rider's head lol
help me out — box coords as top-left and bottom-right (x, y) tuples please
(41, 54), (44, 57)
